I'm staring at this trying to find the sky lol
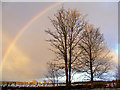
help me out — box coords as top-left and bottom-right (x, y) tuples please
(1, 2), (118, 81)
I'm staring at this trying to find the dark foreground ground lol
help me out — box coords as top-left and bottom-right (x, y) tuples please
(1, 86), (120, 90)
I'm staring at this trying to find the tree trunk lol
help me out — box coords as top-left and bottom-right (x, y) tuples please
(57, 76), (58, 86)
(90, 47), (93, 88)
(68, 28), (73, 89)
(90, 60), (93, 88)
(65, 61), (69, 88)
(68, 62), (71, 89)
(68, 45), (72, 88)
(68, 64), (71, 88)
(65, 35), (69, 89)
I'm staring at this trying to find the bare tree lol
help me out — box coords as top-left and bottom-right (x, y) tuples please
(45, 61), (60, 86)
(45, 7), (86, 88)
(75, 24), (112, 87)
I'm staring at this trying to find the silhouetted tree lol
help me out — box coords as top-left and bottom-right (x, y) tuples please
(45, 61), (60, 86)
(45, 7), (86, 88)
(74, 24), (112, 87)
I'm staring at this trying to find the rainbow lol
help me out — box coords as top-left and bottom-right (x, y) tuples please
(1, 2), (63, 70)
